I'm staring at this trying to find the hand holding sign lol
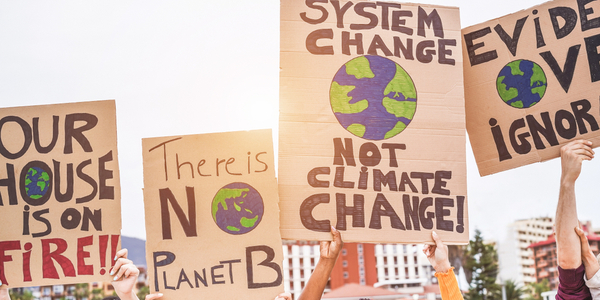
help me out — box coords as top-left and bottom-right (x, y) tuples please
(319, 226), (343, 262)
(575, 225), (600, 281)
(0, 281), (9, 300)
(559, 140), (594, 185)
(274, 292), (292, 300)
(110, 249), (140, 300)
(423, 231), (451, 274)
(298, 227), (343, 300)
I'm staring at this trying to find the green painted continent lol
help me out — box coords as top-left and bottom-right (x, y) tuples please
(497, 76), (518, 102)
(507, 60), (524, 76)
(382, 97), (416, 118)
(383, 65), (416, 99)
(345, 56), (375, 79)
(330, 82), (368, 114)
(212, 188), (249, 219)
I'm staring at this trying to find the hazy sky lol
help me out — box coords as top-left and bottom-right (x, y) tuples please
(0, 0), (598, 244)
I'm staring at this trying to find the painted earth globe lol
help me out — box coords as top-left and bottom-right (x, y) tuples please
(496, 59), (547, 108)
(330, 55), (417, 140)
(24, 166), (50, 200)
(211, 182), (264, 235)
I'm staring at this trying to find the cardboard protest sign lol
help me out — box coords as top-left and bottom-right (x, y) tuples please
(142, 129), (283, 299)
(463, 0), (600, 176)
(0, 100), (121, 287)
(279, 0), (468, 244)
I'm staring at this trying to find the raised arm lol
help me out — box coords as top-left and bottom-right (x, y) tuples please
(297, 226), (343, 300)
(556, 140), (593, 269)
(423, 231), (463, 300)
(575, 226), (600, 280)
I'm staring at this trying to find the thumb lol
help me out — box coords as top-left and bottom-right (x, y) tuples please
(432, 231), (443, 248)
(331, 226), (342, 246)
(574, 226), (586, 239)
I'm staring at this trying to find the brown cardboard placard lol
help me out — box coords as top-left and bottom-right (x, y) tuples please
(279, 0), (468, 244)
(142, 129), (283, 299)
(463, 0), (600, 176)
(0, 100), (121, 287)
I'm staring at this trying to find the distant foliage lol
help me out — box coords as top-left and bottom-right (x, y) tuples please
(137, 286), (150, 300)
(9, 290), (33, 300)
(464, 229), (501, 300)
(524, 279), (551, 300)
(503, 279), (525, 300)
(74, 283), (90, 300)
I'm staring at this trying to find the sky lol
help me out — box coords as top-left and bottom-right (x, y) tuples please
(0, 0), (598, 245)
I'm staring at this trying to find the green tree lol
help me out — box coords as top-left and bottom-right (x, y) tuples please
(91, 288), (104, 300)
(137, 286), (150, 300)
(464, 229), (501, 300)
(525, 279), (550, 300)
(503, 279), (525, 300)
(74, 283), (90, 300)
(9, 290), (33, 300)
(8, 290), (18, 300)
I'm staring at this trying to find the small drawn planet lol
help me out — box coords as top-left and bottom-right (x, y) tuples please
(330, 55), (417, 140)
(211, 182), (264, 235)
(24, 166), (50, 199)
(496, 59), (547, 109)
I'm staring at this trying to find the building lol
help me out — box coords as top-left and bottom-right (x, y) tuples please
(530, 223), (600, 290)
(282, 241), (439, 299)
(9, 265), (147, 300)
(373, 244), (436, 292)
(282, 240), (322, 299)
(330, 243), (378, 288)
(498, 217), (554, 286)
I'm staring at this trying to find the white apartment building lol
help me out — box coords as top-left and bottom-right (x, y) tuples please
(282, 241), (322, 299)
(498, 217), (554, 286)
(373, 244), (434, 293)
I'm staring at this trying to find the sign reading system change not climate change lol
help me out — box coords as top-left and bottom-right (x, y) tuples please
(279, 0), (468, 244)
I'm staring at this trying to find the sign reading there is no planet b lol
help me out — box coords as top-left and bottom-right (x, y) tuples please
(142, 129), (284, 299)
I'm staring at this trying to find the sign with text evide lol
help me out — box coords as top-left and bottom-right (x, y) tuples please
(142, 130), (283, 299)
(463, 0), (600, 176)
(279, 0), (468, 244)
(0, 100), (121, 287)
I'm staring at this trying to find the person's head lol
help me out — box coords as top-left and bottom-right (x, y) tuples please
(102, 297), (120, 300)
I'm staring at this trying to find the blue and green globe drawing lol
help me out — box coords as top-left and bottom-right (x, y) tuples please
(211, 182), (264, 235)
(24, 166), (50, 200)
(496, 59), (547, 108)
(330, 55), (417, 140)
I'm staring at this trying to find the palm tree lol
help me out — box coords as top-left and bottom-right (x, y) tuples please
(503, 279), (525, 300)
(525, 279), (550, 300)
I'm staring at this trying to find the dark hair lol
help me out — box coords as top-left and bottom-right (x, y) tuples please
(102, 297), (120, 300)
